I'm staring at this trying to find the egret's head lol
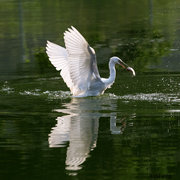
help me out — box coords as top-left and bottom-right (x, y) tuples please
(110, 56), (136, 76)
(110, 56), (121, 64)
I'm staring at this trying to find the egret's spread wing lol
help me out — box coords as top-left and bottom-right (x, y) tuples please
(46, 41), (67, 71)
(46, 41), (73, 90)
(64, 26), (100, 91)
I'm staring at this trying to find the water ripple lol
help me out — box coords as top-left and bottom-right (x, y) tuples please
(19, 90), (71, 99)
(108, 93), (180, 103)
(1, 81), (180, 102)
(0, 81), (14, 94)
(0, 81), (71, 99)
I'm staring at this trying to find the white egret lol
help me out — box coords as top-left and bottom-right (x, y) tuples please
(46, 26), (135, 97)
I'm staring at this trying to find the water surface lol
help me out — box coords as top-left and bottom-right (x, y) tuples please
(0, 0), (180, 179)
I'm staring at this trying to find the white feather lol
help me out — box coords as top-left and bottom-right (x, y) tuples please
(46, 41), (73, 90)
(46, 26), (101, 96)
(46, 26), (135, 97)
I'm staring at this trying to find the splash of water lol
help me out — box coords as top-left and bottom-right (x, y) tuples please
(108, 93), (180, 103)
(1, 81), (180, 103)
(0, 81), (14, 94)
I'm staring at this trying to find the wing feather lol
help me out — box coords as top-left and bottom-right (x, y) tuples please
(46, 41), (73, 90)
(64, 26), (100, 92)
(46, 27), (101, 96)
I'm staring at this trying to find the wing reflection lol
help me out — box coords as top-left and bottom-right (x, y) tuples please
(48, 97), (131, 172)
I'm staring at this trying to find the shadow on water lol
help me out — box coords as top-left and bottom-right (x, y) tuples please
(48, 97), (134, 175)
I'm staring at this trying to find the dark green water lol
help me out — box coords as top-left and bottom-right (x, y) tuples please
(0, 0), (180, 179)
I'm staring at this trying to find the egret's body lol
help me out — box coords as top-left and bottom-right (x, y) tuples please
(46, 26), (135, 97)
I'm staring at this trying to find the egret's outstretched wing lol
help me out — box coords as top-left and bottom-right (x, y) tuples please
(46, 41), (67, 71)
(64, 26), (100, 91)
(46, 41), (73, 90)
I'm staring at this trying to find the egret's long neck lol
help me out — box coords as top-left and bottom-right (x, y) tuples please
(105, 60), (116, 87)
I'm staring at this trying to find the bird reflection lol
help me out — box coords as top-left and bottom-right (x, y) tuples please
(48, 96), (130, 172)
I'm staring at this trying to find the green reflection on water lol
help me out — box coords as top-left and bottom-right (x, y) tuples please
(0, 0), (180, 75)
(0, 73), (180, 179)
(0, 0), (180, 179)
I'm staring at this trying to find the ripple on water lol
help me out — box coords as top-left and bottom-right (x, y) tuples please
(0, 81), (71, 99)
(108, 93), (180, 103)
(19, 90), (71, 99)
(0, 81), (14, 94)
(166, 109), (180, 113)
(1, 81), (180, 102)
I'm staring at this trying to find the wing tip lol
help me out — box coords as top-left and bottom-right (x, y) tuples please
(47, 40), (51, 45)
(71, 26), (76, 31)
(46, 40), (52, 49)
(64, 26), (78, 35)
